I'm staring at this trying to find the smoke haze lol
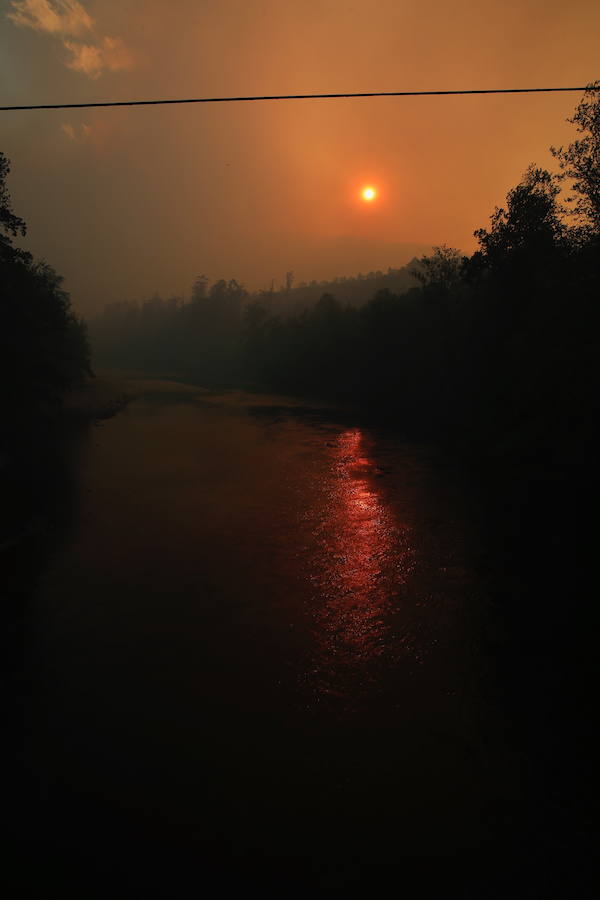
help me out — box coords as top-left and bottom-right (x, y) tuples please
(1, 0), (598, 312)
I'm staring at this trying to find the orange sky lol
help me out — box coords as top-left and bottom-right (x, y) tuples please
(1, 0), (599, 312)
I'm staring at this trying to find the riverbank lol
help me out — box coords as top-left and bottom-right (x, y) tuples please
(61, 373), (130, 422)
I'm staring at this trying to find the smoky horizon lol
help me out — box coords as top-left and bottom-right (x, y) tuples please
(2, 0), (599, 315)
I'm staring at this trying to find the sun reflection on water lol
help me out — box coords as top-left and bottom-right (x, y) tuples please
(305, 428), (414, 705)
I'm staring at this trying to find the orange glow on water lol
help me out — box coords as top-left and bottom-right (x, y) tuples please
(306, 428), (415, 705)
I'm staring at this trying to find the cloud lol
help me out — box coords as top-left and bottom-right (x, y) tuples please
(8, 0), (93, 36)
(64, 35), (133, 78)
(7, 0), (133, 79)
(60, 121), (93, 141)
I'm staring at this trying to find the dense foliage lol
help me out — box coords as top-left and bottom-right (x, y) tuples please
(0, 152), (91, 453)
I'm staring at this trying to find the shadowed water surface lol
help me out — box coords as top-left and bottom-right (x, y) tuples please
(8, 380), (520, 891)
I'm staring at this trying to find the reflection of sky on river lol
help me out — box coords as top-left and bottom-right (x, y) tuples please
(304, 428), (416, 705)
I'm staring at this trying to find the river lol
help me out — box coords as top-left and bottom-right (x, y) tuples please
(7, 377), (559, 894)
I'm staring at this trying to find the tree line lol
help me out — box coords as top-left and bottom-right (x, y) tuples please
(89, 265), (418, 383)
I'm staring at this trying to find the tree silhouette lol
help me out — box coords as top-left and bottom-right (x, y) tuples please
(551, 81), (600, 240)
(472, 165), (564, 275)
(0, 153), (26, 244)
(410, 245), (465, 292)
(0, 151), (91, 452)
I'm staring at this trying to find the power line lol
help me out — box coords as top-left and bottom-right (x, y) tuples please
(0, 86), (592, 112)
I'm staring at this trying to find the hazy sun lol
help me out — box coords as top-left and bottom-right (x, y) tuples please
(361, 186), (377, 202)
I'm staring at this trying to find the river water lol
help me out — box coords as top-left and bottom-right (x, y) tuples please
(8, 379), (529, 891)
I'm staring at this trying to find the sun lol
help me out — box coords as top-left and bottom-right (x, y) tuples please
(361, 185), (377, 202)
